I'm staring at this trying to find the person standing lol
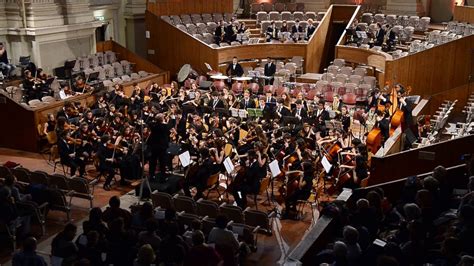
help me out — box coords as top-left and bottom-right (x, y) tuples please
(147, 113), (175, 181)
(0, 42), (16, 79)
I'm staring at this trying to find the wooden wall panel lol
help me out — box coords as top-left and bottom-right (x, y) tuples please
(218, 43), (306, 63)
(305, 6), (333, 73)
(368, 134), (474, 185)
(454, 6), (474, 24)
(147, 0), (233, 17)
(384, 35), (474, 97)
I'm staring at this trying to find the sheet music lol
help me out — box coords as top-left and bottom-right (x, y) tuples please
(337, 188), (352, 201)
(230, 107), (239, 117)
(179, 151), (192, 167)
(238, 109), (247, 118)
(321, 156), (332, 173)
(223, 157), (235, 174)
(269, 160), (281, 177)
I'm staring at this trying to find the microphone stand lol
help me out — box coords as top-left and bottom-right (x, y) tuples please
(138, 104), (151, 201)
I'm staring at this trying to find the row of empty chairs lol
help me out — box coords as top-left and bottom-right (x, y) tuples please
(71, 51), (118, 72)
(251, 1), (305, 15)
(257, 11), (324, 25)
(360, 13), (431, 32)
(161, 13), (234, 26)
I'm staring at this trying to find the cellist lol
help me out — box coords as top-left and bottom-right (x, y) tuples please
(282, 161), (314, 219)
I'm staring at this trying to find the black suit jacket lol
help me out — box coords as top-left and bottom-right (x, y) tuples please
(58, 138), (73, 162)
(240, 98), (256, 109)
(292, 108), (308, 119)
(226, 63), (244, 77)
(307, 25), (316, 39)
(314, 109), (330, 122)
(211, 99), (225, 110)
(264, 63), (276, 77)
(147, 120), (174, 151)
(375, 29), (386, 45)
(214, 26), (225, 38)
(276, 106), (291, 117)
(291, 25), (303, 34)
(266, 26), (279, 39)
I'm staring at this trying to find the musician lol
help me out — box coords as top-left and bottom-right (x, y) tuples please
(130, 83), (144, 110)
(266, 21), (279, 42)
(376, 110), (390, 144)
(210, 91), (225, 110)
(292, 100), (308, 120)
(58, 131), (86, 177)
(374, 23), (386, 46)
(283, 161), (314, 219)
(226, 57), (244, 77)
(183, 147), (213, 199)
(224, 19), (237, 43)
(0, 42), (16, 78)
(147, 113), (175, 181)
(331, 95), (343, 113)
(279, 21), (290, 40)
(96, 135), (121, 190)
(306, 19), (316, 40)
(232, 149), (266, 208)
(73, 76), (90, 93)
(240, 90), (255, 110)
(264, 58), (276, 85)
(276, 98), (291, 118)
(237, 22), (250, 43)
(59, 85), (75, 100)
(23, 70), (40, 101)
(214, 20), (226, 45)
(313, 100), (330, 133)
(264, 88), (277, 113)
(340, 105), (351, 134)
(291, 19), (304, 42)
(43, 113), (56, 136)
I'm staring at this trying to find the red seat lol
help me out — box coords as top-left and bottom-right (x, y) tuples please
(249, 83), (260, 94)
(263, 85), (274, 94)
(213, 80), (225, 91)
(342, 92), (357, 106)
(274, 86), (286, 96)
(324, 91), (334, 102)
(232, 82), (243, 94)
(306, 89), (318, 100)
(337, 86), (346, 96)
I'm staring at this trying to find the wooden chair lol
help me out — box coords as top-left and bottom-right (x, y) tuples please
(296, 189), (319, 223)
(205, 173), (222, 199)
(248, 176), (271, 210)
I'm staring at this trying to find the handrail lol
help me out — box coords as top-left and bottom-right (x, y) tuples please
(336, 5), (361, 46)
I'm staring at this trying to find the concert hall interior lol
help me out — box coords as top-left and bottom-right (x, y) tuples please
(1, 0), (474, 265)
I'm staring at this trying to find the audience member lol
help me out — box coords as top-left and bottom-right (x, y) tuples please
(102, 196), (132, 228)
(12, 237), (47, 266)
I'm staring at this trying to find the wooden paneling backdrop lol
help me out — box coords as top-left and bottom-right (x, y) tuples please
(147, 0), (233, 17)
(146, 4), (360, 77)
(454, 6), (474, 24)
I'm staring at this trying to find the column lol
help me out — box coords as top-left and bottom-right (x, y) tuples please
(124, 0), (146, 56)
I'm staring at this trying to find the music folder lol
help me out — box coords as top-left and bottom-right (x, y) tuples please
(247, 108), (263, 118)
(179, 151), (192, 167)
(269, 160), (281, 178)
(223, 157), (235, 174)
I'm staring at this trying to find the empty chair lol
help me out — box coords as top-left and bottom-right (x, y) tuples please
(173, 195), (197, 214)
(120, 60), (131, 74)
(281, 11), (293, 21)
(187, 24), (197, 34)
(68, 177), (94, 208)
(361, 13), (373, 24)
(121, 75), (131, 82)
(356, 84), (370, 103)
(191, 14), (203, 24)
(335, 74), (348, 84)
(230, 41), (241, 46)
(420, 17), (431, 31)
(327, 65), (339, 75)
(374, 13), (385, 24)
(333, 58), (345, 68)
(176, 24), (187, 32)
(103, 64), (115, 79)
(202, 13), (213, 23)
(386, 14), (397, 26)
(293, 11), (304, 21)
(30, 171), (49, 185)
(349, 74), (362, 84)
(219, 204), (244, 223)
(196, 199), (219, 218)
(171, 15), (181, 25)
(49, 174), (70, 192)
(151, 191), (174, 210)
(138, 70), (148, 77)
(340, 66), (353, 76)
(103, 80), (114, 88)
(105, 51), (117, 64)
(244, 208), (273, 235)
(321, 73), (334, 82)
(354, 67), (367, 77)
(257, 12), (269, 24)
(363, 76), (377, 89)
(41, 96), (55, 103)
(177, 212), (201, 229)
(316, 80), (329, 91)
(304, 12), (316, 21)
(48, 189), (71, 221)
(274, 2), (285, 12)
(112, 77), (123, 85)
(409, 15), (420, 28)
(286, 3), (297, 12)
(196, 22), (208, 34)
(206, 21), (218, 33)
(403, 26), (414, 42)
(28, 99), (42, 108)
(220, 42), (230, 47)
(88, 55), (99, 68)
(213, 13), (223, 23)
(357, 22), (368, 31)
(261, 20), (271, 33)
(161, 15), (172, 24)
(94, 66), (106, 80)
(269, 11), (281, 21)
(262, 2), (273, 12)
(130, 72), (140, 80)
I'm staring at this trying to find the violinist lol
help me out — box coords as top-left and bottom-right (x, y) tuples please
(56, 102), (79, 123)
(130, 83), (144, 109)
(339, 105), (351, 134)
(81, 110), (95, 129)
(23, 70), (41, 101)
(72, 123), (96, 160)
(96, 135), (121, 191)
(231, 148), (267, 208)
(73, 76), (91, 93)
(58, 131), (86, 177)
(59, 85), (75, 100)
(283, 161), (314, 219)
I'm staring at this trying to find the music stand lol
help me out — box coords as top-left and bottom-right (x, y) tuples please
(64, 60), (76, 79)
(87, 71), (100, 82)
(215, 108), (230, 117)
